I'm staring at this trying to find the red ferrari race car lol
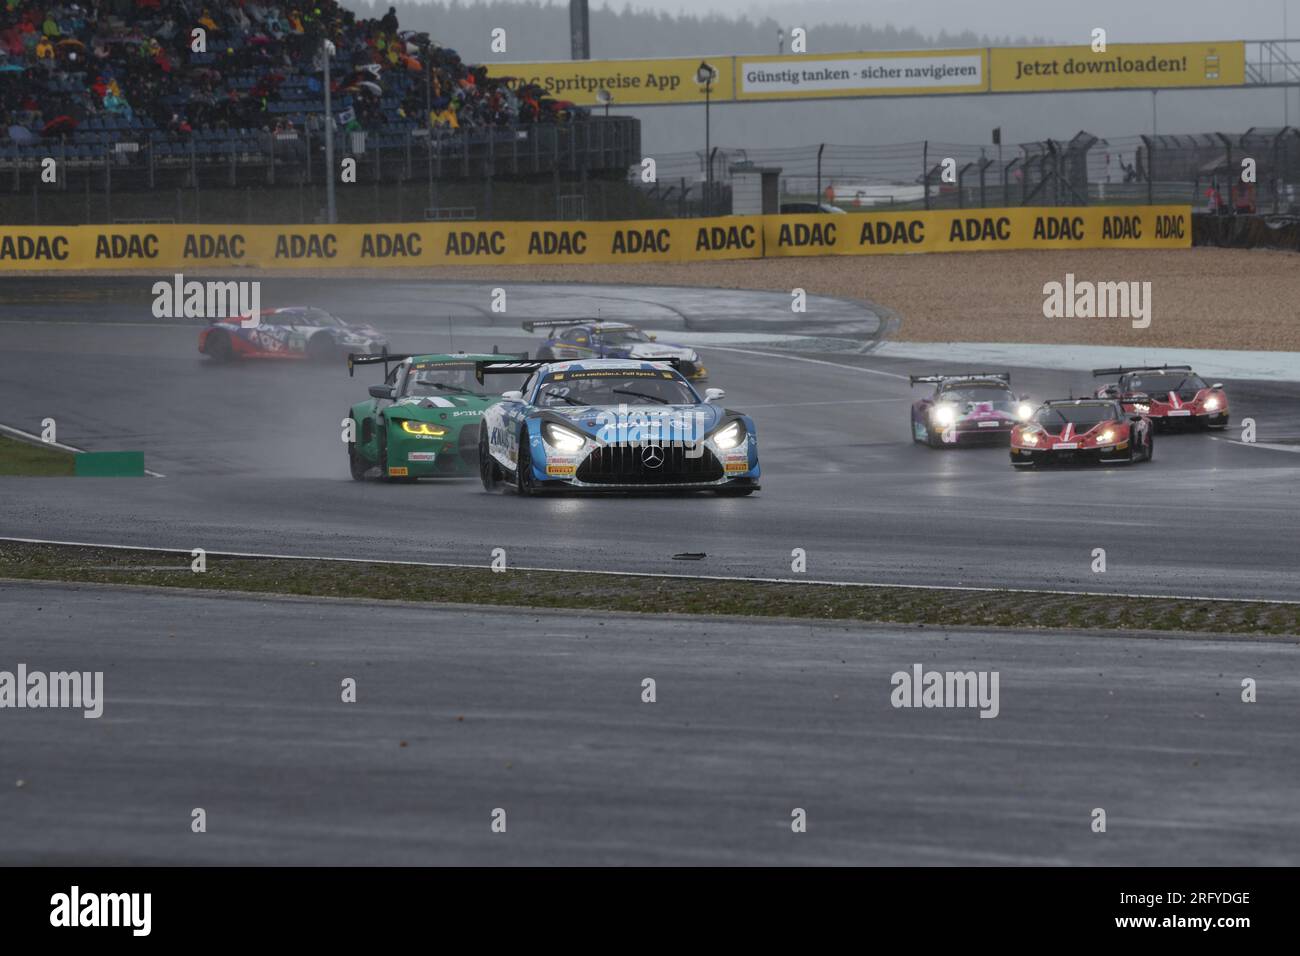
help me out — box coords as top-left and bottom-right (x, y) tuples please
(910, 372), (1035, 447)
(198, 306), (389, 363)
(1010, 398), (1153, 468)
(1092, 365), (1229, 430)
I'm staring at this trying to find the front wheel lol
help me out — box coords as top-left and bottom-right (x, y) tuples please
(514, 429), (536, 496)
(479, 427), (502, 491)
(348, 440), (369, 481)
(306, 334), (337, 364)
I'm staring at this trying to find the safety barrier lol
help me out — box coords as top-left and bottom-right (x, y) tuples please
(0, 206), (1191, 270)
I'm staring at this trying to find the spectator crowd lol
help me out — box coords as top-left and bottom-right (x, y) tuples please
(1, 0), (586, 146)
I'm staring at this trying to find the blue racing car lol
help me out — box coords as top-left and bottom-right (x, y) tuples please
(475, 358), (759, 495)
(522, 319), (708, 380)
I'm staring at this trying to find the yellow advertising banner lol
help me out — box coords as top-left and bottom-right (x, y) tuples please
(484, 56), (733, 106)
(734, 49), (986, 100)
(0, 208), (1191, 271)
(990, 42), (1246, 92)
(762, 206), (1192, 256)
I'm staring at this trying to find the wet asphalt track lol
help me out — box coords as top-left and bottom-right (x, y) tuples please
(3, 581), (1299, 866)
(2, 277), (1299, 866)
(0, 277), (1297, 601)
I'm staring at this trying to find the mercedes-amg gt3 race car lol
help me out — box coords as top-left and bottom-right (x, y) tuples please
(1092, 365), (1229, 430)
(1010, 398), (1153, 468)
(476, 357), (758, 495)
(910, 372), (1035, 447)
(524, 319), (708, 380)
(346, 352), (530, 480)
(200, 306), (388, 362)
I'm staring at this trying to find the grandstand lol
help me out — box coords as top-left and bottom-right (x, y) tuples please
(0, 0), (592, 162)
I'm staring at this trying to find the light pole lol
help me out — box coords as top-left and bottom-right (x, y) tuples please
(322, 38), (337, 224)
(777, 29), (784, 55)
(696, 61), (717, 216)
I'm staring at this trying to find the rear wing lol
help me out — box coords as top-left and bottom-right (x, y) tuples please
(348, 351), (410, 378)
(521, 319), (591, 333)
(1092, 365), (1192, 377)
(474, 356), (681, 384)
(909, 372), (1011, 386)
(349, 350), (527, 378)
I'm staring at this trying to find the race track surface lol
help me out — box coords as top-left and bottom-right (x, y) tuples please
(3, 581), (1298, 866)
(1, 277), (1297, 601)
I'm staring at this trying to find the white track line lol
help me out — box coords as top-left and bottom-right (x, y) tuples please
(708, 346), (912, 380)
(0, 424), (166, 478)
(4, 535), (1297, 606)
(1209, 436), (1300, 454)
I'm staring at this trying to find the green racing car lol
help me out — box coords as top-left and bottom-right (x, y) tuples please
(346, 351), (530, 481)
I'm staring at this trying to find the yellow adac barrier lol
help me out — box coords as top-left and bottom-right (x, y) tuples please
(0, 207), (1189, 271)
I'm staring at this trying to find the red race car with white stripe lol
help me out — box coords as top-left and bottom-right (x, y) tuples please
(1010, 399), (1153, 468)
(1092, 365), (1229, 430)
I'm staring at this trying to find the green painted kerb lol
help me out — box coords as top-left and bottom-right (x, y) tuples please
(74, 451), (145, 477)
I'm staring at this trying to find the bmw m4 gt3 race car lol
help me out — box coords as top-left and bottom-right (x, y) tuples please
(476, 357), (759, 495)
(1092, 365), (1229, 430)
(523, 319), (708, 380)
(200, 306), (388, 363)
(1010, 398), (1153, 468)
(910, 372), (1035, 447)
(345, 352), (530, 481)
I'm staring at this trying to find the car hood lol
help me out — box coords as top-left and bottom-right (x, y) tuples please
(388, 394), (497, 418)
(543, 402), (724, 443)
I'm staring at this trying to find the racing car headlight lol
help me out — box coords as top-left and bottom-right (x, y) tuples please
(399, 420), (446, 437)
(712, 420), (745, 450)
(1019, 429), (1039, 446)
(1204, 397), (1220, 411)
(1098, 429), (1116, 445)
(931, 404), (957, 427)
(541, 421), (586, 452)
(1016, 403), (1034, 421)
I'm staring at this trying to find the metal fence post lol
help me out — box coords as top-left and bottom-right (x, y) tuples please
(922, 140), (930, 210)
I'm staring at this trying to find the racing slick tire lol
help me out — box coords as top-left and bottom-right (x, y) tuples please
(910, 412), (925, 444)
(926, 426), (946, 449)
(514, 429), (537, 496)
(306, 333), (337, 364)
(479, 428), (502, 491)
(536, 347), (555, 361)
(204, 330), (235, 362)
(348, 438), (370, 481)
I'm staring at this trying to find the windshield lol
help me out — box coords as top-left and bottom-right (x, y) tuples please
(402, 363), (528, 398)
(1034, 404), (1120, 428)
(1122, 372), (1207, 395)
(938, 386), (1016, 405)
(535, 370), (697, 407)
(596, 328), (650, 345)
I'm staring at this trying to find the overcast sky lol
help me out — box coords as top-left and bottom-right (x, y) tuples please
(590, 0), (1295, 44)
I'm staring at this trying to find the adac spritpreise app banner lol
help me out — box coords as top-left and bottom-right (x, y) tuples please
(989, 41), (1246, 92)
(483, 57), (734, 106)
(734, 49), (986, 99)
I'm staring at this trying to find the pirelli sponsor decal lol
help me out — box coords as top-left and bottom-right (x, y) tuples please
(0, 207), (1189, 270)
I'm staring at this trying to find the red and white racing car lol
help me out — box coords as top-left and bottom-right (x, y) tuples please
(199, 306), (388, 363)
(1092, 365), (1229, 430)
(1011, 398), (1154, 468)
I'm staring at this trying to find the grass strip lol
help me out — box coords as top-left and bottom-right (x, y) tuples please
(3, 541), (1298, 637)
(0, 434), (76, 476)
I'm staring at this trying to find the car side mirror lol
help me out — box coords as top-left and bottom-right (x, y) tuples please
(369, 384), (395, 400)
(1210, 382), (1223, 390)
(501, 390), (523, 402)
(647, 333), (657, 341)
(704, 387), (725, 403)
